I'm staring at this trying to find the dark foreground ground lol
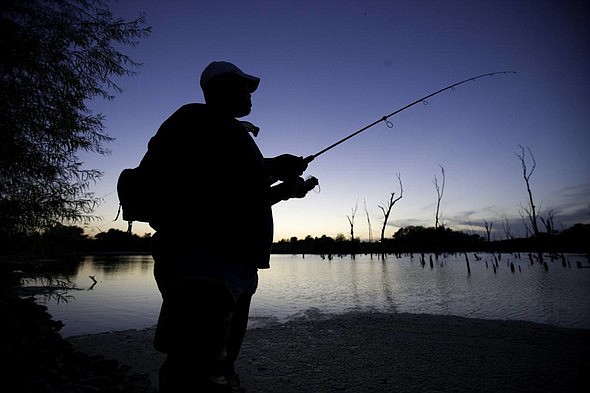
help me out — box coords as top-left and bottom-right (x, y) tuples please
(68, 310), (590, 393)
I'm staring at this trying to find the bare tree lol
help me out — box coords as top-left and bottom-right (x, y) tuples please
(346, 201), (359, 241)
(540, 209), (557, 234)
(519, 209), (532, 237)
(502, 216), (513, 240)
(483, 219), (493, 242)
(433, 165), (446, 229)
(379, 173), (403, 242)
(515, 145), (540, 237)
(363, 199), (373, 242)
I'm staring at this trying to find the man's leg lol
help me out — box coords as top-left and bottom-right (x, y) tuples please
(224, 293), (253, 389)
(156, 278), (236, 392)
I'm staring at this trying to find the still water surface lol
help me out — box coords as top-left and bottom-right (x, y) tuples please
(37, 253), (590, 337)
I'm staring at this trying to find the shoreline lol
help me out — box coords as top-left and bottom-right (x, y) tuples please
(68, 311), (590, 392)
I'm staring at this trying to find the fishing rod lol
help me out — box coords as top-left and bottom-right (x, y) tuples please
(303, 71), (516, 163)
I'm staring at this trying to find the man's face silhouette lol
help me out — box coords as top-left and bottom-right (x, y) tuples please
(206, 74), (253, 118)
(225, 78), (252, 118)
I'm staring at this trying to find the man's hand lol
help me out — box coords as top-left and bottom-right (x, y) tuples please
(281, 176), (319, 199)
(267, 154), (308, 178)
(292, 176), (318, 198)
(269, 176), (319, 204)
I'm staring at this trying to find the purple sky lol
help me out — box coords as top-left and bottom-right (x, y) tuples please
(83, 0), (589, 241)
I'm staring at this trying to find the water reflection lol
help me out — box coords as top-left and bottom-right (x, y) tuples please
(379, 260), (397, 314)
(40, 252), (590, 337)
(83, 254), (154, 275)
(41, 254), (161, 337)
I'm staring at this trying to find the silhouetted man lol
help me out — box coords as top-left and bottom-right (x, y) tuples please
(140, 61), (314, 392)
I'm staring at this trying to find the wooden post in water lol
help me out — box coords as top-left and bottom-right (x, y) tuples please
(464, 252), (471, 275)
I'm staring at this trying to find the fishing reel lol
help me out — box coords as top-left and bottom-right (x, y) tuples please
(292, 176), (319, 198)
(303, 175), (319, 191)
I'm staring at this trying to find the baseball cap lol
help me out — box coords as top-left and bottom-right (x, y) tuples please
(200, 61), (260, 93)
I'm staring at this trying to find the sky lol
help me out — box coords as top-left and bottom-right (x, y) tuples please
(83, 0), (589, 241)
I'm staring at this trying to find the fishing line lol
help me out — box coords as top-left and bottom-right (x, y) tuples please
(303, 71), (516, 163)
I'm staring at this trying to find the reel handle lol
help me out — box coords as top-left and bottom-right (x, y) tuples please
(292, 175), (319, 198)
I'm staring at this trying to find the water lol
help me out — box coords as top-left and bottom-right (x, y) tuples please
(33, 253), (590, 337)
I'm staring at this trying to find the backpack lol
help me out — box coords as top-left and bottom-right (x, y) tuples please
(116, 166), (154, 225)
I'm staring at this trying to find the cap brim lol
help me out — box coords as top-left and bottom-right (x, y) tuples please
(241, 74), (260, 93)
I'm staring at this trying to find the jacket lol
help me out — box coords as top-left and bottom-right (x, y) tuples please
(139, 103), (273, 270)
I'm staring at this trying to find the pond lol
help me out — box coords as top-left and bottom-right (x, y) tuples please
(33, 252), (590, 337)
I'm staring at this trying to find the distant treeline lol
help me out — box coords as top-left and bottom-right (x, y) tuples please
(1, 223), (588, 258)
(273, 224), (589, 255)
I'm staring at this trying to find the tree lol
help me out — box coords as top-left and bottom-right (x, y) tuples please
(0, 0), (151, 235)
(346, 201), (358, 241)
(540, 209), (557, 234)
(363, 199), (373, 242)
(515, 145), (540, 237)
(483, 219), (493, 242)
(379, 173), (403, 242)
(501, 216), (513, 240)
(433, 165), (445, 229)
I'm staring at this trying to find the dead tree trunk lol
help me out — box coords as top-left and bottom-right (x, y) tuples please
(483, 219), (493, 242)
(502, 216), (513, 240)
(515, 145), (540, 237)
(346, 201), (359, 257)
(379, 173), (403, 243)
(519, 211), (532, 237)
(346, 201), (358, 242)
(363, 199), (373, 243)
(540, 209), (556, 234)
(433, 165), (446, 229)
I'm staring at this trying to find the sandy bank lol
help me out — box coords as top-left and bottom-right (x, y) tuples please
(68, 311), (589, 392)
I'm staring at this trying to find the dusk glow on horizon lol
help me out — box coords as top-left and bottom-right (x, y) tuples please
(84, 0), (589, 241)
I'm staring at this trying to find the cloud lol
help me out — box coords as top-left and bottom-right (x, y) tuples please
(555, 183), (590, 200)
(541, 182), (590, 227)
